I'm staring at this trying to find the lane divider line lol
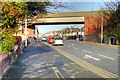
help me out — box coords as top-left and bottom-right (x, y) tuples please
(98, 54), (116, 60)
(84, 55), (101, 61)
(44, 43), (119, 78)
(55, 48), (119, 78)
(82, 50), (92, 53)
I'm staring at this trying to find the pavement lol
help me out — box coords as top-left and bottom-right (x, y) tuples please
(82, 41), (118, 48)
(2, 42), (103, 79)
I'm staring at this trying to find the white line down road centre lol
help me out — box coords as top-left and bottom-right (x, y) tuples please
(84, 55), (101, 61)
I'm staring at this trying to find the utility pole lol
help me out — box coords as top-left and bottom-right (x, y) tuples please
(92, 0), (94, 17)
(101, 10), (103, 44)
(25, 15), (28, 47)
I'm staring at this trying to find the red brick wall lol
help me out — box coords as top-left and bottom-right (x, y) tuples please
(27, 28), (35, 37)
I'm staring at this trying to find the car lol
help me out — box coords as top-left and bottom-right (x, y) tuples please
(27, 37), (37, 44)
(47, 37), (54, 44)
(79, 37), (84, 41)
(41, 36), (47, 41)
(52, 36), (64, 46)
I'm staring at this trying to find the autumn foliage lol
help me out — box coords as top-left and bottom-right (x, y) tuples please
(85, 15), (108, 35)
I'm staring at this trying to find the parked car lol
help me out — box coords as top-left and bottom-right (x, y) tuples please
(79, 37), (84, 41)
(47, 37), (54, 44)
(52, 36), (64, 46)
(27, 37), (37, 44)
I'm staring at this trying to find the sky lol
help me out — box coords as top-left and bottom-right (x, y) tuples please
(36, 1), (105, 34)
(35, 24), (84, 34)
(49, 2), (103, 12)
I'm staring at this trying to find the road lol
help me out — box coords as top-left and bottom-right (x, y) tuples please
(45, 40), (119, 77)
(2, 42), (103, 79)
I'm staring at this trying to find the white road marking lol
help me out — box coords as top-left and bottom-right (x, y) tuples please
(82, 50), (92, 53)
(84, 55), (101, 61)
(73, 47), (78, 50)
(98, 54), (115, 60)
(45, 42), (119, 78)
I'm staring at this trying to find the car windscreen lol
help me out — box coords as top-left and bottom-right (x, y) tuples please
(54, 37), (62, 40)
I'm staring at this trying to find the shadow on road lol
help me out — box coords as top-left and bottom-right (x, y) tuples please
(2, 42), (55, 79)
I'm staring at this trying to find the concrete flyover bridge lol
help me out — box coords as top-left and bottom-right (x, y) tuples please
(28, 11), (99, 25)
(25, 11), (100, 38)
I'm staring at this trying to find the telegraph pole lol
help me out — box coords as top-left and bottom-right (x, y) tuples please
(25, 15), (28, 47)
(101, 10), (103, 44)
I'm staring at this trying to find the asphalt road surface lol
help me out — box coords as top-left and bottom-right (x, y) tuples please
(45, 40), (119, 76)
(2, 42), (104, 79)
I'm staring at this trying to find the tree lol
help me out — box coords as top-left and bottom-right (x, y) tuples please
(102, 1), (120, 45)
(1, 2), (26, 28)
(0, 2), (52, 54)
(0, 2), (26, 54)
(85, 16), (102, 35)
(0, 1), (67, 54)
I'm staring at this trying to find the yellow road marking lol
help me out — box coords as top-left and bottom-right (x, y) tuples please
(72, 44), (75, 46)
(45, 42), (119, 78)
(52, 66), (65, 79)
(56, 48), (119, 78)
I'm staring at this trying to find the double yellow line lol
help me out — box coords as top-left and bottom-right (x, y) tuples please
(45, 42), (119, 78)
(52, 66), (65, 79)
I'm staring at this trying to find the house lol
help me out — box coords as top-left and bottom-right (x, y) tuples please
(16, 24), (36, 41)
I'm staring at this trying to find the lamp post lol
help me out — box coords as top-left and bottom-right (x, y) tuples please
(101, 10), (103, 44)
